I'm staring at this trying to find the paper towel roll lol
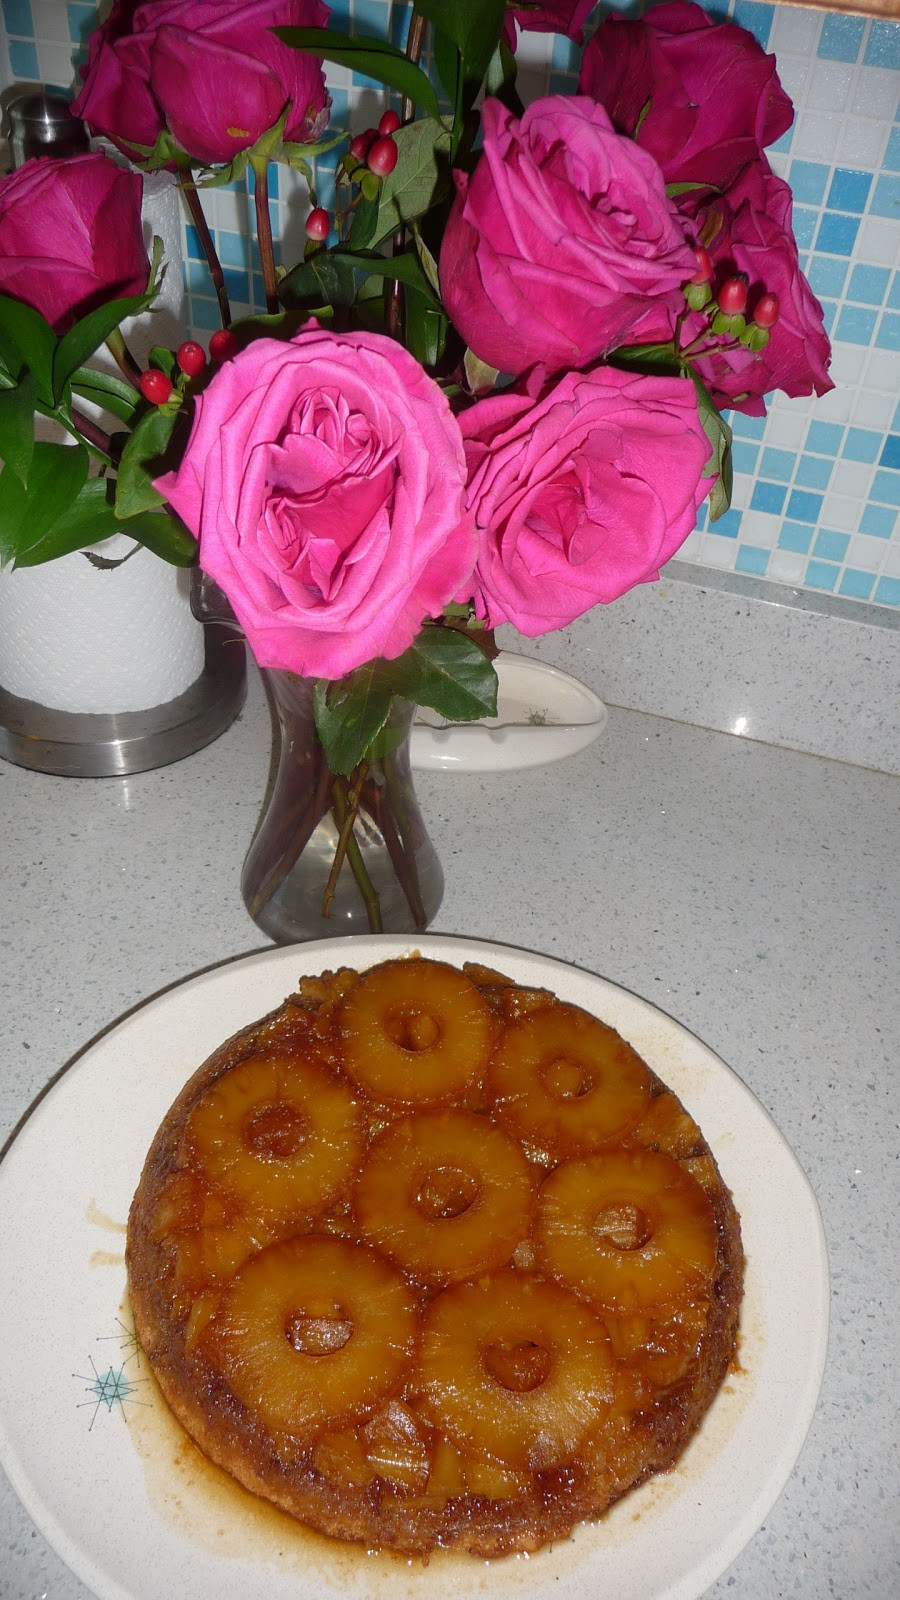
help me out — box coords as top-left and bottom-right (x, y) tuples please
(0, 169), (207, 714)
(124, 170), (186, 364)
(0, 537), (205, 713)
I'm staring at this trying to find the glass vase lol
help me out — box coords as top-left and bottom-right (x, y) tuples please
(242, 670), (443, 943)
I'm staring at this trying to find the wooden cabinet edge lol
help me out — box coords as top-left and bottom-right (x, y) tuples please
(776, 0), (899, 18)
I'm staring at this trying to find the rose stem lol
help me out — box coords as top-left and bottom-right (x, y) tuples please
(681, 336), (744, 359)
(67, 408), (116, 461)
(323, 765), (368, 914)
(250, 157), (280, 315)
(402, 12), (427, 120)
(177, 165), (232, 327)
(326, 768), (383, 932)
(386, 10), (427, 339)
(368, 776), (427, 928)
(105, 329), (143, 390)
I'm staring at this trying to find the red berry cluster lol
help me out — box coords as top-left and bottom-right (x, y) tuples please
(684, 250), (780, 352)
(350, 109), (401, 174)
(138, 334), (236, 408)
(304, 111), (402, 245)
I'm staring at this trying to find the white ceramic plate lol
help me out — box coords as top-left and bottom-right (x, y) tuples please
(411, 652), (608, 771)
(0, 935), (828, 1600)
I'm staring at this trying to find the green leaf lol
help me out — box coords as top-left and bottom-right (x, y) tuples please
(463, 348), (499, 395)
(69, 366), (141, 424)
(688, 371), (733, 522)
(711, 310), (745, 338)
(404, 287), (447, 368)
(411, 225), (441, 297)
(382, 628), (498, 723)
(742, 323), (770, 353)
(414, 0), (506, 98)
(665, 180), (714, 198)
(194, 149), (250, 189)
(483, 37), (522, 115)
(10, 476), (121, 566)
(124, 508), (197, 566)
(684, 280), (712, 311)
(229, 308), (316, 342)
(115, 405), (181, 517)
(274, 28), (440, 119)
(330, 248), (441, 309)
(432, 28), (460, 107)
(367, 117), (453, 250)
(148, 345), (177, 379)
(53, 289), (154, 398)
(0, 371), (36, 484)
(0, 295), (57, 404)
(348, 192), (380, 250)
(606, 341), (684, 377)
(280, 129), (345, 169)
(633, 97), (652, 139)
(0, 440), (89, 567)
(313, 670), (394, 777)
(278, 250), (357, 312)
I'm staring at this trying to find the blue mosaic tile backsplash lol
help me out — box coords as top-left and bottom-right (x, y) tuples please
(2, 0), (898, 609)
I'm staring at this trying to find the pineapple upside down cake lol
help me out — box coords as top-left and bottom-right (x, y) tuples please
(127, 957), (744, 1557)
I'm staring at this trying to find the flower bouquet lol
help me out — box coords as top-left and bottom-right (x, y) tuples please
(0, 0), (832, 940)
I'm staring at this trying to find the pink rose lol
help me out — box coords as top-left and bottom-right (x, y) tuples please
(460, 367), (713, 634)
(676, 160), (833, 416)
(157, 327), (476, 680)
(439, 96), (697, 378)
(72, 0), (330, 168)
(503, 2), (596, 49)
(579, 0), (793, 193)
(0, 153), (148, 334)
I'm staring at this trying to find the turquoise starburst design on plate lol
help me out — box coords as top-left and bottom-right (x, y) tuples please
(74, 1316), (151, 1431)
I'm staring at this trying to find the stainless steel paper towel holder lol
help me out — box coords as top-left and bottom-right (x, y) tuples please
(0, 628), (247, 777)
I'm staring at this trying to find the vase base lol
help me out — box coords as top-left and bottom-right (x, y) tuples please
(0, 629), (247, 777)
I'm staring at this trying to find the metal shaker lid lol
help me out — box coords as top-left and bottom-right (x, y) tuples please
(7, 90), (91, 167)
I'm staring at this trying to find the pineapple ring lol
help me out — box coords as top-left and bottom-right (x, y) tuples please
(420, 1270), (614, 1471)
(186, 1051), (362, 1223)
(488, 1004), (652, 1156)
(354, 1109), (535, 1284)
(338, 959), (493, 1103)
(535, 1151), (718, 1312)
(205, 1236), (417, 1436)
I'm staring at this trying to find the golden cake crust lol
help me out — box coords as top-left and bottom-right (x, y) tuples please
(127, 958), (743, 1558)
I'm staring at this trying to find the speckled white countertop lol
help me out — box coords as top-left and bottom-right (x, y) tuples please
(1, 661), (898, 1600)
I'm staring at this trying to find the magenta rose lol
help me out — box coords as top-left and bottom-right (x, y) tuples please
(70, 1), (164, 157)
(0, 153), (148, 334)
(503, 1), (596, 49)
(157, 326), (476, 680)
(72, 0), (330, 168)
(439, 96), (697, 378)
(459, 367), (713, 635)
(579, 0), (793, 193)
(675, 160), (833, 416)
